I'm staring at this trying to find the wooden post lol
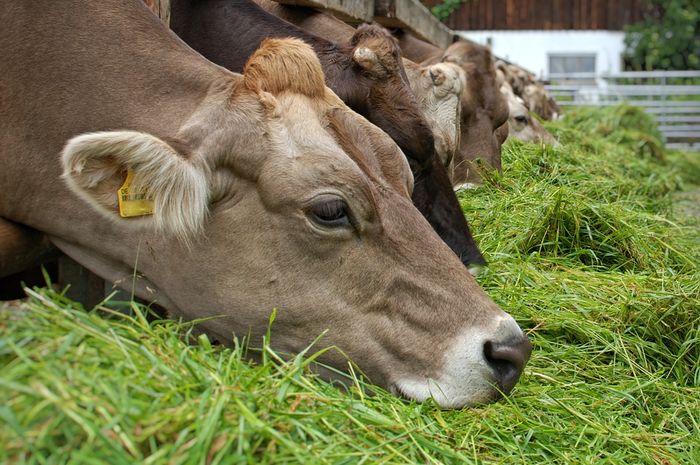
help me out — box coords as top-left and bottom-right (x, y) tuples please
(144, 0), (171, 25)
(274, 0), (374, 22)
(374, 0), (454, 48)
(58, 256), (106, 309)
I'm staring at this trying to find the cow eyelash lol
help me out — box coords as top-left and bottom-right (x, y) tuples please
(306, 197), (352, 229)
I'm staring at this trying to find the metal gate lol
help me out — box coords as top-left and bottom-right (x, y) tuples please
(546, 71), (700, 149)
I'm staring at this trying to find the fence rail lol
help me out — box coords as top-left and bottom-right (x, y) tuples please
(545, 71), (700, 149)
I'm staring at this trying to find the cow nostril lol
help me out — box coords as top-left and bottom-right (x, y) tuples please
(483, 337), (532, 394)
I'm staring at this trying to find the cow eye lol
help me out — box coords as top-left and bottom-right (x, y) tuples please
(515, 115), (528, 124)
(307, 197), (351, 228)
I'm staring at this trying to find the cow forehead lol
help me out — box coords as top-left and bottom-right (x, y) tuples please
(272, 93), (412, 196)
(250, 94), (375, 204)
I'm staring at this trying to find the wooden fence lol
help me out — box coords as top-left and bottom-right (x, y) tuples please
(422, 0), (648, 32)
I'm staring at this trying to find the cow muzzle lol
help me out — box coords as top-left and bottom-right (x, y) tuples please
(391, 314), (531, 408)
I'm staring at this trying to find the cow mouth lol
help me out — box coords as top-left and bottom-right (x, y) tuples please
(388, 317), (530, 408)
(388, 375), (498, 408)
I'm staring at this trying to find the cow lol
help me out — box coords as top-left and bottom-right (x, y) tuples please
(496, 72), (559, 146)
(403, 61), (465, 168)
(503, 88), (559, 146)
(523, 83), (561, 121)
(497, 61), (561, 121)
(170, 0), (485, 269)
(264, 9), (510, 188)
(501, 62), (531, 96)
(1, 0), (531, 407)
(438, 40), (510, 188)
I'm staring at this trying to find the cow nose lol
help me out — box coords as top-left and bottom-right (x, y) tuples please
(483, 336), (532, 394)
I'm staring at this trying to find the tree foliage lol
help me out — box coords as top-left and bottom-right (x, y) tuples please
(431, 0), (464, 22)
(623, 0), (700, 70)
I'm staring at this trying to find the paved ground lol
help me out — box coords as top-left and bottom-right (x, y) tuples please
(674, 187), (700, 219)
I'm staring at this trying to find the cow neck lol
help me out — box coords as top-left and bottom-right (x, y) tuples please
(253, 0), (354, 43)
(34, 0), (227, 136)
(170, 0), (341, 80)
(394, 31), (442, 65)
(1, 0), (237, 271)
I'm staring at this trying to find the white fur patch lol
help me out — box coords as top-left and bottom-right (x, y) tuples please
(467, 264), (484, 276)
(393, 314), (524, 408)
(453, 182), (479, 192)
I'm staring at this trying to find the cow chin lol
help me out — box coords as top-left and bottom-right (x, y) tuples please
(391, 314), (530, 408)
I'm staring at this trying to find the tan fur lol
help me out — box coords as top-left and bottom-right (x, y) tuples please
(497, 61), (560, 121)
(404, 60), (464, 167)
(353, 47), (381, 75)
(244, 37), (326, 98)
(523, 83), (559, 121)
(500, 83), (559, 146)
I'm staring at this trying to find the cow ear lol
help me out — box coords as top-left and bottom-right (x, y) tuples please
(61, 131), (209, 242)
(352, 46), (381, 74)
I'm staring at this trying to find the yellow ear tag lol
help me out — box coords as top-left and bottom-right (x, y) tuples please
(118, 169), (154, 218)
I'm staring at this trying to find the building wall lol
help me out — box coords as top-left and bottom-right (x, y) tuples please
(423, 0), (648, 31)
(458, 30), (626, 78)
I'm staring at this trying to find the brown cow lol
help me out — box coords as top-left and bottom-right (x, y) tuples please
(523, 83), (561, 121)
(497, 61), (561, 121)
(170, 0), (486, 269)
(393, 32), (510, 187)
(439, 41), (510, 187)
(1, 0), (530, 407)
(496, 70), (559, 146)
(404, 60), (464, 168)
(502, 86), (559, 146)
(254, 0), (508, 196)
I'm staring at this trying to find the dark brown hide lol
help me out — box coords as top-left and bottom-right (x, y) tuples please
(0, 219), (57, 278)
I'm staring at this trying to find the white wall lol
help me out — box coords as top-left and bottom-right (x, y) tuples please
(457, 30), (625, 78)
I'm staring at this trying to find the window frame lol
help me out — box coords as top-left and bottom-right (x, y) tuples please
(548, 53), (597, 75)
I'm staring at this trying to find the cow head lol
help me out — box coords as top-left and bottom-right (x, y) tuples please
(61, 38), (530, 408)
(501, 84), (559, 146)
(442, 41), (509, 187)
(523, 83), (560, 121)
(347, 24), (435, 170)
(336, 24), (486, 270)
(404, 60), (464, 168)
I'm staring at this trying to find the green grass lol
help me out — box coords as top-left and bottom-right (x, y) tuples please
(1, 104), (699, 464)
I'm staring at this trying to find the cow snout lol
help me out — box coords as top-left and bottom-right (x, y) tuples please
(483, 336), (532, 394)
(391, 314), (531, 408)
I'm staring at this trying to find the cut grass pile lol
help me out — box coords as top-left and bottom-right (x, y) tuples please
(1, 104), (699, 464)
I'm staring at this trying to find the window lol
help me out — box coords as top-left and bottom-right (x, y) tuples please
(548, 54), (596, 75)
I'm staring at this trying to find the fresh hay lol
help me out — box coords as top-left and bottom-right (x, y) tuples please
(1, 104), (699, 464)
